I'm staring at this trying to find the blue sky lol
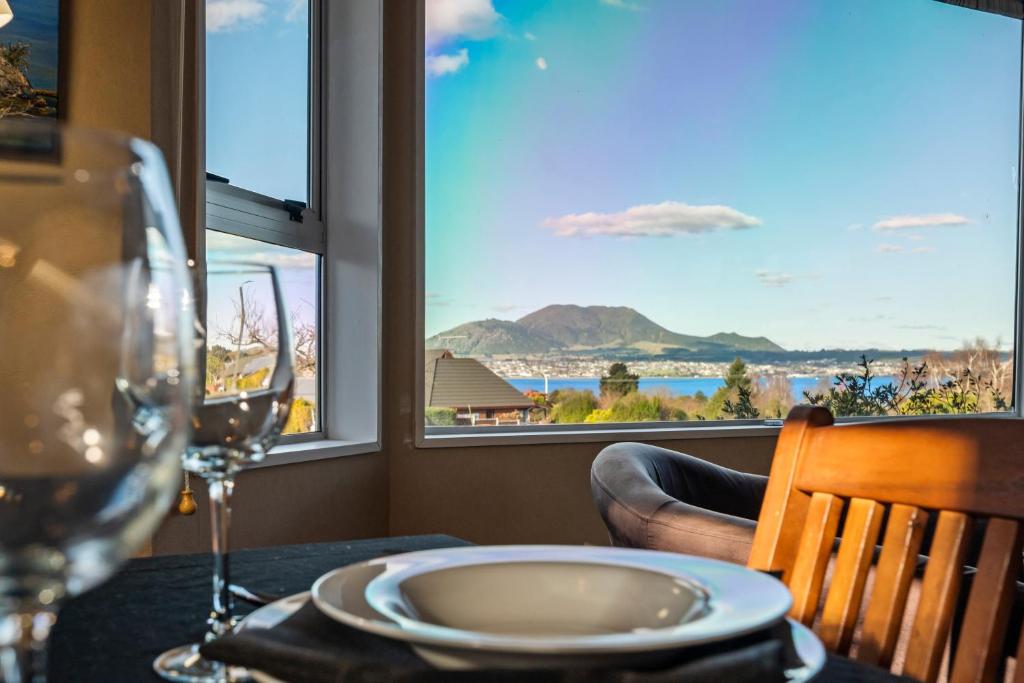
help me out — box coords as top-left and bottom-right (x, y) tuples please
(206, 0), (308, 202)
(425, 0), (1022, 351)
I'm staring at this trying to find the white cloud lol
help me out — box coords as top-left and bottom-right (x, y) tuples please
(285, 0), (306, 22)
(873, 213), (970, 231)
(207, 0), (266, 32)
(535, 57), (548, 70)
(524, 32), (538, 41)
(426, 49), (470, 77)
(755, 271), (794, 288)
(425, 0), (501, 46)
(426, 292), (453, 308)
(206, 231), (316, 269)
(876, 243), (904, 254)
(600, 0), (645, 10)
(544, 201), (762, 238)
(911, 246), (936, 254)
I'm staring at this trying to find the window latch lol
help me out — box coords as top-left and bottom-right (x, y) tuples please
(283, 199), (307, 223)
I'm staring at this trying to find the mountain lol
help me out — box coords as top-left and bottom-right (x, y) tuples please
(426, 305), (784, 357)
(425, 319), (561, 356)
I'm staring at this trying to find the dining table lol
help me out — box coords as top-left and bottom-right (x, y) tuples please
(48, 534), (915, 682)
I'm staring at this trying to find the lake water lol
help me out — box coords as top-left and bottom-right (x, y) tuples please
(507, 376), (898, 402)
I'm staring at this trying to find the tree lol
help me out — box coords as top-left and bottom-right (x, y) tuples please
(704, 357), (754, 420)
(600, 362), (639, 398)
(722, 385), (760, 419)
(1, 42), (30, 75)
(803, 350), (1012, 418)
(724, 358), (752, 391)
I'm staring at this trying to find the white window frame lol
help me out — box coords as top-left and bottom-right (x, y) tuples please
(415, 0), (1024, 448)
(201, 0), (383, 465)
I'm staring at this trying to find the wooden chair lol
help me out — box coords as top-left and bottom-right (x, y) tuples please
(747, 406), (1024, 683)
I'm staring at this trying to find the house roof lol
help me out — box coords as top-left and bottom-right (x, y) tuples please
(425, 349), (533, 410)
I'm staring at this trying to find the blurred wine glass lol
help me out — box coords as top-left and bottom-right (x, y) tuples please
(0, 121), (195, 681)
(154, 262), (293, 683)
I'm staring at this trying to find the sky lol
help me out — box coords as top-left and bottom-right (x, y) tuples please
(206, 0), (308, 202)
(424, 0), (1023, 351)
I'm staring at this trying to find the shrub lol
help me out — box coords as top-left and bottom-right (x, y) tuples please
(283, 397), (315, 434)
(549, 390), (598, 423)
(424, 407), (457, 426)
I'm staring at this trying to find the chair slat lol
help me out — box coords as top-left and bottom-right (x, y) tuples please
(949, 517), (1023, 683)
(788, 491), (844, 626)
(820, 497), (885, 654)
(904, 511), (972, 683)
(858, 504), (928, 668)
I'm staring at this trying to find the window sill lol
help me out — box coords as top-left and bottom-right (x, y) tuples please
(247, 438), (381, 469)
(417, 410), (1022, 448)
(418, 422), (783, 448)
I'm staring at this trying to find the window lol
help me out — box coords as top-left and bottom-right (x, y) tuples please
(423, 0), (1022, 433)
(205, 0), (322, 436)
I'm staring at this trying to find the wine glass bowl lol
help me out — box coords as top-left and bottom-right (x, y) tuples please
(182, 263), (294, 477)
(0, 121), (195, 680)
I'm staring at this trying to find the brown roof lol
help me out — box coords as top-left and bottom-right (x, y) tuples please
(425, 349), (533, 410)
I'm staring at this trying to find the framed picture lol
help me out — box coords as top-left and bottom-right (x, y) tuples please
(0, 0), (65, 120)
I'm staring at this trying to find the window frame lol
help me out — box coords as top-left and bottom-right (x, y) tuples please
(415, 0), (1024, 448)
(200, 0), (383, 461)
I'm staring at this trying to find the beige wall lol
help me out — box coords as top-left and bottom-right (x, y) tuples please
(65, 1), (151, 137)
(72, 3), (780, 556)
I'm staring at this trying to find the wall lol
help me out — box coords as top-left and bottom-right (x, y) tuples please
(65, 1), (151, 136)
(68, 2), (779, 555)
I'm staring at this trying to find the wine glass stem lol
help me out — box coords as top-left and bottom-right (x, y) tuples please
(0, 610), (55, 683)
(207, 476), (235, 640)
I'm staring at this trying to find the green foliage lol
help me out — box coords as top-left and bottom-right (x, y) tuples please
(549, 389), (598, 423)
(600, 362), (639, 398)
(235, 367), (270, 391)
(283, 398), (315, 434)
(804, 355), (1009, 418)
(724, 358), (752, 391)
(722, 385), (760, 419)
(584, 393), (687, 423)
(0, 42), (30, 74)
(424, 406), (457, 426)
(703, 358), (754, 419)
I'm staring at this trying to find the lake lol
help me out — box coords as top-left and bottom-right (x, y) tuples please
(507, 376), (898, 402)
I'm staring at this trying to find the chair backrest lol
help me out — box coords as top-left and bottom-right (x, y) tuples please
(747, 406), (1024, 683)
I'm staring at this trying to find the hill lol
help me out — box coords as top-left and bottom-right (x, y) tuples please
(425, 319), (560, 356)
(427, 305), (784, 357)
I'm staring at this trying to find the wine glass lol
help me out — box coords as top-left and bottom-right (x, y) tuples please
(154, 262), (293, 683)
(0, 121), (195, 681)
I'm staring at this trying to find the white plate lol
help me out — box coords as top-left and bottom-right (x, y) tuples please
(311, 545), (795, 670)
(239, 590), (825, 681)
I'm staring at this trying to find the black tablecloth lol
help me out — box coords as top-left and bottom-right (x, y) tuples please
(48, 535), (914, 682)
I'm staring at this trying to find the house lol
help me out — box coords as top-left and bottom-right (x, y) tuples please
(424, 349), (534, 426)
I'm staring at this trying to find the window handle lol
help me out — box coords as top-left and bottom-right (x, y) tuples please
(284, 199), (307, 223)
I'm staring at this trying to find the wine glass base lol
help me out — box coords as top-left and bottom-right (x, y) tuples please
(153, 643), (250, 682)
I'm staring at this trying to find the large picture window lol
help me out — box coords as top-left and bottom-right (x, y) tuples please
(205, 0), (322, 436)
(423, 0), (1022, 431)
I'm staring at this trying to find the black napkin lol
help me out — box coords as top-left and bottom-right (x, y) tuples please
(200, 601), (798, 683)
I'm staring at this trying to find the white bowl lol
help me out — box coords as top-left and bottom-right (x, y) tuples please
(312, 545), (793, 670)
